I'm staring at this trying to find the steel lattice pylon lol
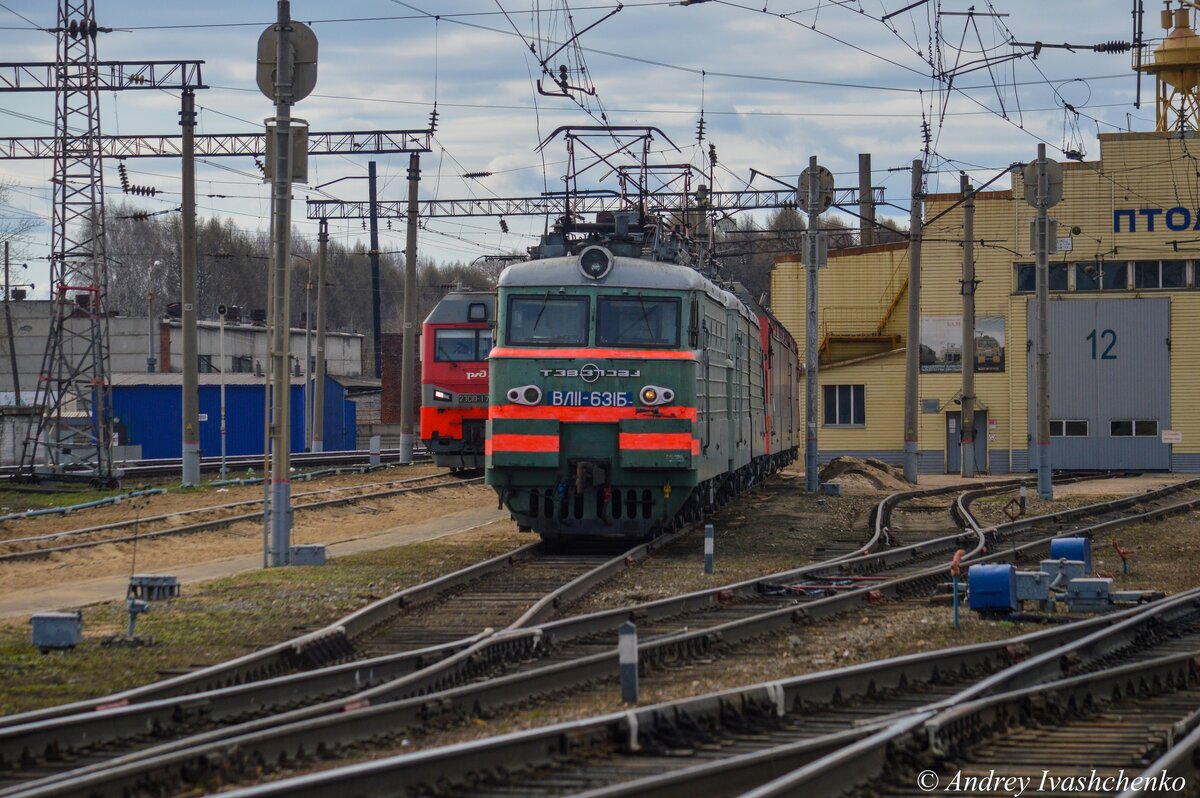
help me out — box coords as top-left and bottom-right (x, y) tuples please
(19, 0), (116, 483)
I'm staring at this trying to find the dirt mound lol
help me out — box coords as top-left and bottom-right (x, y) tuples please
(819, 456), (913, 492)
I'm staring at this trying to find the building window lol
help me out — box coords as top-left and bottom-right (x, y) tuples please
(1015, 263), (1069, 293)
(231, 355), (253, 374)
(823, 384), (865, 426)
(198, 354), (216, 374)
(1050, 420), (1089, 437)
(1110, 419), (1158, 437)
(1075, 262), (1126, 291)
(1134, 260), (1187, 289)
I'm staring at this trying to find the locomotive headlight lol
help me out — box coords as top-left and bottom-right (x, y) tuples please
(639, 385), (674, 406)
(433, 389), (452, 402)
(507, 384), (543, 406)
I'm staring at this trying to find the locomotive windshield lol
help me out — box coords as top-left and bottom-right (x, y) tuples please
(596, 296), (680, 348)
(435, 328), (491, 361)
(507, 295), (589, 346)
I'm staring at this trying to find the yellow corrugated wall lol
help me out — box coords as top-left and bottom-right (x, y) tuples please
(768, 132), (1200, 470)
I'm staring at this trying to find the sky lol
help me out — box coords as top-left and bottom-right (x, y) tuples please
(0, 1), (1151, 299)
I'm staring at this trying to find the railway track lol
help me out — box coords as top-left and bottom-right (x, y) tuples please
(0, 472), (480, 562)
(180, 587), (1200, 798)
(2, 475), (1164, 797)
(0, 448), (430, 482)
(0, 523), (695, 793)
(193, 581), (1200, 798)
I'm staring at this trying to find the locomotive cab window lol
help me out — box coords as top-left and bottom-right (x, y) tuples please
(596, 296), (680, 347)
(434, 328), (493, 362)
(507, 295), (589, 346)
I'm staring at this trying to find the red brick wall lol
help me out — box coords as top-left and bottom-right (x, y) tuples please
(380, 333), (405, 424)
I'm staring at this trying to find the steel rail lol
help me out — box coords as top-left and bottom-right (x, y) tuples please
(0, 477), (483, 562)
(1118, 719), (1200, 797)
(738, 595), (1200, 797)
(0, 475), (952, 790)
(745, 651), (1200, 798)
(0, 537), (536, 733)
(166, 594), (1198, 798)
(0, 528), (693, 791)
(10, 477), (1174, 796)
(0, 472), (456, 546)
(0, 448), (431, 481)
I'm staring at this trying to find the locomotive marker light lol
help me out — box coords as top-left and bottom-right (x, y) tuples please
(639, 385), (675, 405)
(579, 245), (614, 280)
(508, 385), (543, 405)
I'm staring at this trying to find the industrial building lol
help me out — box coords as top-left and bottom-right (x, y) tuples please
(772, 131), (1200, 473)
(0, 299), (366, 405)
(106, 374), (359, 460)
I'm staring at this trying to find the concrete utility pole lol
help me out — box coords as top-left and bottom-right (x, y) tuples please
(218, 304), (227, 479)
(960, 172), (976, 478)
(312, 220), (327, 452)
(368, 160), (383, 379)
(304, 263), (312, 450)
(858, 153), (875, 247)
(804, 155), (821, 494)
(1034, 143), (1053, 500)
(268, 0), (296, 566)
(399, 153), (420, 465)
(180, 88), (200, 486)
(146, 260), (159, 374)
(903, 160), (923, 483)
(3, 242), (19, 403)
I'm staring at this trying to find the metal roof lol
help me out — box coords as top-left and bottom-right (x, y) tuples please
(499, 252), (745, 311)
(110, 373), (304, 387)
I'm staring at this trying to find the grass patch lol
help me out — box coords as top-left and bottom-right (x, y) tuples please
(0, 525), (524, 716)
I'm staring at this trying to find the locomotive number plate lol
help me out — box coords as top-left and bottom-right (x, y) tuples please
(549, 390), (634, 407)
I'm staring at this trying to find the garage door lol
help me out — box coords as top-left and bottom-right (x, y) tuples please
(1028, 298), (1170, 471)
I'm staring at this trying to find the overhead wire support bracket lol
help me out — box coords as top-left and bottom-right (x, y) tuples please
(0, 60), (205, 91)
(0, 128), (434, 160)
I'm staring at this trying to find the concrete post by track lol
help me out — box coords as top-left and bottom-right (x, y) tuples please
(399, 153), (420, 465)
(1034, 144), (1053, 500)
(903, 160), (923, 483)
(312, 220), (327, 453)
(960, 172), (976, 478)
(368, 160), (382, 380)
(804, 155), (821, 493)
(268, 0), (296, 566)
(180, 88), (200, 487)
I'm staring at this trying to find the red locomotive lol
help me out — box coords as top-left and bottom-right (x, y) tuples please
(420, 291), (495, 470)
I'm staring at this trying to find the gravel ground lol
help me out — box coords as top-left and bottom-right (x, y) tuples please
(0, 464), (446, 540)
(563, 468), (878, 616)
(0, 478), (489, 595)
(0, 520), (525, 714)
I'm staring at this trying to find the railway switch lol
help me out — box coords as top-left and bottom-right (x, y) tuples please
(967, 564), (1018, 613)
(1049, 537), (1092, 574)
(1040, 558), (1087, 585)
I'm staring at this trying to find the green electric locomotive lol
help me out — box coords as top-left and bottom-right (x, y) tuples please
(486, 222), (799, 541)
